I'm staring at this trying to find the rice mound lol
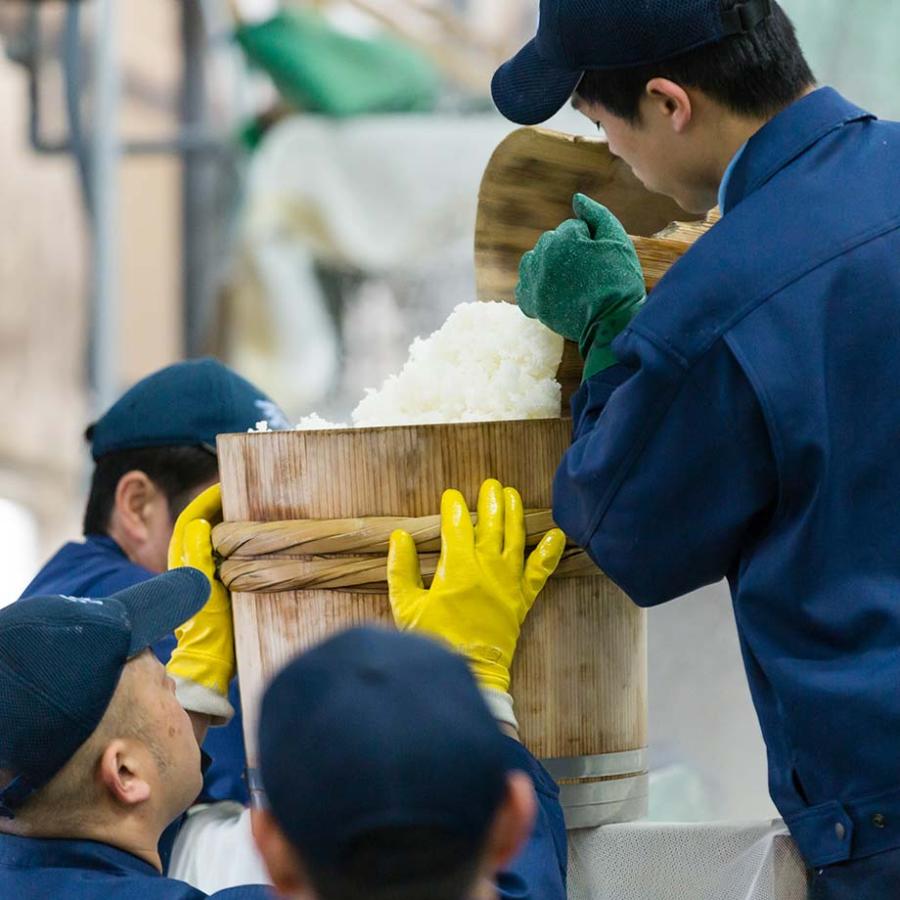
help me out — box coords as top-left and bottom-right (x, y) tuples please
(355, 302), (563, 426)
(295, 413), (346, 431)
(287, 301), (564, 430)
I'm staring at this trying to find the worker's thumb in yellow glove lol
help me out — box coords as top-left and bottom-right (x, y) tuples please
(522, 527), (568, 606)
(169, 483), (222, 570)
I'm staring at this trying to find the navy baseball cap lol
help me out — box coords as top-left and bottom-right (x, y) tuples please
(0, 568), (210, 816)
(258, 627), (511, 866)
(88, 357), (289, 460)
(492, 0), (774, 125)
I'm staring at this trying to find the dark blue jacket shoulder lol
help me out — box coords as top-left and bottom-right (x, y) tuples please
(0, 834), (271, 899)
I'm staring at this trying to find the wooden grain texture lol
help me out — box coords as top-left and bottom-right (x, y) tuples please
(221, 421), (573, 520)
(475, 127), (717, 404)
(219, 420), (647, 767)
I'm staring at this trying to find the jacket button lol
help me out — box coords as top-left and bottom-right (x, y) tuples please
(834, 822), (846, 841)
(872, 814), (887, 829)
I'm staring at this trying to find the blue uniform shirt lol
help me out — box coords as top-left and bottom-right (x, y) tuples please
(19, 536), (249, 808)
(0, 833), (270, 899)
(498, 738), (568, 899)
(554, 87), (900, 869)
(0, 745), (564, 900)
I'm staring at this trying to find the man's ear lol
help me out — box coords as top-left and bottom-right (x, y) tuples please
(644, 78), (693, 133)
(482, 771), (538, 872)
(251, 807), (315, 898)
(113, 471), (162, 544)
(97, 739), (152, 808)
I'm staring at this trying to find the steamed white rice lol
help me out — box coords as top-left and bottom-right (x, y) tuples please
(351, 302), (563, 427)
(254, 302), (564, 431)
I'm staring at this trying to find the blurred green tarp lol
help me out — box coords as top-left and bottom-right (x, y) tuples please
(236, 9), (440, 118)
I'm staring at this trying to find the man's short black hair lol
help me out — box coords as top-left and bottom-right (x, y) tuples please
(306, 826), (483, 900)
(82, 445), (219, 536)
(575, 0), (815, 123)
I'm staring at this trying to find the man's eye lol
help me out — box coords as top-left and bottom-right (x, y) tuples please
(595, 122), (602, 131)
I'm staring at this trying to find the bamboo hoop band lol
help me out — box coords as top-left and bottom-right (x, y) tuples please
(212, 509), (599, 593)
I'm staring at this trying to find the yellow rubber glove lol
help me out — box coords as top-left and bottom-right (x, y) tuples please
(166, 484), (235, 724)
(387, 479), (566, 695)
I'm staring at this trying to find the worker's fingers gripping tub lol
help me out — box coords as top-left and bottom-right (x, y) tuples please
(387, 478), (566, 715)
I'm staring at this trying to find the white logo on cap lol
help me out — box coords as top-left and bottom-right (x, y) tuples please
(254, 399), (290, 430)
(60, 595), (104, 606)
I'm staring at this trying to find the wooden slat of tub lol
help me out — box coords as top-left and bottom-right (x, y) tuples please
(233, 575), (647, 768)
(220, 420), (573, 522)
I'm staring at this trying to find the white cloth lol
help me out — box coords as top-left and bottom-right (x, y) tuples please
(567, 820), (809, 900)
(169, 801), (808, 900)
(171, 676), (234, 726)
(481, 689), (519, 731)
(168, 802), (270, 895)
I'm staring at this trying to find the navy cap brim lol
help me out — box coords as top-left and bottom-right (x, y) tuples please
(492, 38), (583, 126)
(106, 569), (211, 657)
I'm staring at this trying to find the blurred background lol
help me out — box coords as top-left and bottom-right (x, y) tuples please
(0, 0), (897, 825)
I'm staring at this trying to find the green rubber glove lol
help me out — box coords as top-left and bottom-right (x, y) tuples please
(516, 193), (647, 380)
(235, 10), (438, 117)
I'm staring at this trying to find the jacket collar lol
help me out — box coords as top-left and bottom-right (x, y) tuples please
(84, 533), (129, 557)
(0, 832), (158, 876)
(721, 87), (875, 214)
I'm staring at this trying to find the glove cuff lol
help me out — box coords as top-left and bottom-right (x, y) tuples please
(580, 294), (646, 381)
(582, 342), (621, 381)
(171, 675), (235, 726)
(480, 689), (519, 731)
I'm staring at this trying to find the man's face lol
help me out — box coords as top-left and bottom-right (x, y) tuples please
(138, 477), (218, 574)
(126, 651), (203, 817)
(139, 496), (178, 575)
(576, 97), (719, 215)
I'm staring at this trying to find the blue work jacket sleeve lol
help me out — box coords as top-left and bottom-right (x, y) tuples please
(554, 331), (778, 607)
(496, 737), (567, 900)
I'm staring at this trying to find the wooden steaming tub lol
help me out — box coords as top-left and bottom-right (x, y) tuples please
(215, 128), (716, 829)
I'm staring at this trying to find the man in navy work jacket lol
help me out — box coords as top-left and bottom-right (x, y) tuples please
(19, 357), (289, 869)
(492, 0), (900, 896)
(0, 569), (269, 899)
(251, 626), (563, 900)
